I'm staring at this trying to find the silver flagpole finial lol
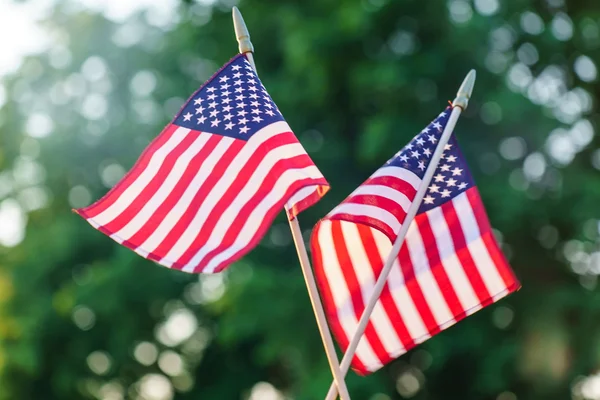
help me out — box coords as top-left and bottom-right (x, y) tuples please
(232, 6), (254, 54)
(452, 69), (476, 110)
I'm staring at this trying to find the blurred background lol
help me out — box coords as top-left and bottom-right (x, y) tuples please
(0, 0), (599, 399)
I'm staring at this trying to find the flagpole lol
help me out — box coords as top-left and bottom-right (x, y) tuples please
(324, 70), (477, 400)
(232, 8), (351, 400)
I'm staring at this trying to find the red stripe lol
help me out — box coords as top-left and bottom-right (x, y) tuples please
(310, 222), (370, 374)
(364, 175), (418, 201)
(346, 194), (408, 222)
(286, 183), (329, 220)
(465, 189), (520, 292)
(80, 123), (180, 218)
(121, 134), (223, 248)
(398, 242), (440, 335)
(329, 214), (397, 244)
(194, 155), (321, 271)
(358, 225), (416, 352)
(169, 133), (300, 268)
(414, 213), (465, 319)
(101, 130), (203, 235)
(330, 221), (391, 371)
(208, 176), (329, 274)
(441, 197), (492, 304)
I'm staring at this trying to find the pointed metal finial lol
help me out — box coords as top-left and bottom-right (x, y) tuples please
(232, 6), (254, 54)
(452, 69), (476, 110)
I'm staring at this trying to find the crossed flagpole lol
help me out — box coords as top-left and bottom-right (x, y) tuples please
(231, 6), (476, 399)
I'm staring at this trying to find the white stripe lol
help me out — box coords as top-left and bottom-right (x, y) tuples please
(92, 127), (191, 226)
(371, 229), (430, 344)
(452, 193), (507, 297)
(138, 121), (288, 255)
(113, 133), (212, 241)
(340, 222), (405, 356)
(404, 221), (454, 327)
(349, 184), (413, 212)
(137, 136), (235, 252)
(328, 203), (401, 234)
(163, 140), (308, 267)
(285, 185), (318, 213)
(199, 165), (325, 273)
(369, 166), (421, 190)
(426, 206), (480, 314)
(315, 221), (381, 369)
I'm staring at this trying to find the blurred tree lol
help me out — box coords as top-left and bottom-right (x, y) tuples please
(0, 0), (599, 399)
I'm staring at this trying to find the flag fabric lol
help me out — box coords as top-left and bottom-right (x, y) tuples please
(311, 108), (520, 375)
(76, 54), (329, 274)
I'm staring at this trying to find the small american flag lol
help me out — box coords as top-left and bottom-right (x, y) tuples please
(77, 54), (329, 274)
(311, 108), (520, 375)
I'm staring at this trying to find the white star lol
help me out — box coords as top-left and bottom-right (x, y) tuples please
(195, 106), (204, 114)
(249, 93), (259, 99)
(235, 87), (244, 93)
(434, 173), (445, 183)
(440, 164), (451, 172)
(252, 116), (263, 123)
(418, 161), (425, 170)
(193, 98), (204, 105)
(440, 189), (452, 198)
(406, 143), (414, 150)
(428, 135), (437, 144)
(207, 94), (216, 101)
(231, 65), (241, 71)
(247, 78), (256, 84)
(423, 195), (435, 204)
(433, 122), (442, 131)
(251, 108), (262, 115)
(238, 117), (249, 125)
(248, 86), (258, 92)
(183, 112), (192, 121)
(236, 94), (246, 101)
(416, 138), (425, 146)
(245, 71), (254, 77)
(197, 116), (206, 124)
(444, 144), (452, 150)
(225, 122), (235, 130)
(451, 167), (463, 176)
(429, 184), (440, 193)
(250, 101), (260, 107)
(399, 154), (409, 162)
(209, 109), (219, 118)
(210, 118), (221, 127)
(438, 111), (447, 117)
(208, 101), (217, 109)
(233, 72), (242, 78)
(237, 110), (248, 116)
(221, 90), (231, 96)
(240, 125), (250, 134)
(219, 76), (230, 83)
(421, 127), (430, 134)
(223, 113), (233, 121)
(222, 98), (231, 105)
(411, 150), (420, 158)
(265, 110), (275, 116)
(206, 87), (216, 93)
(423, 148), (432, 157)
(446, 155), (457, 162)
(264, 102), (273, 109)
(236, 102), (247, 109)
(223, 105), (233, 112)
(447, 178), (457, 187)
(234, 79), (243, 86)
(457, 182), (468, 190)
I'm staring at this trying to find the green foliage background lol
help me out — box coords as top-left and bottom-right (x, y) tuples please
(0, 0), (599, 399)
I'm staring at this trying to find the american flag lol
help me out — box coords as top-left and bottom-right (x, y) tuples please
(311, 108), (520, 375)
(77, 54), (329, 274)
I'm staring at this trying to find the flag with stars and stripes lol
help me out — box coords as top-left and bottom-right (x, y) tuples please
(76, 54), (329, 274)
(311, 108), (520, 375)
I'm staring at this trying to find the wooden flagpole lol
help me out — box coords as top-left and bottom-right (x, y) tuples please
(232, 7), (351, 400)
(324, 70), (477, 400)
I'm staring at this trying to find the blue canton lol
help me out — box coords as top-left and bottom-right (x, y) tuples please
(173, 55), (284, 141)
(385, 109), (475, 214)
